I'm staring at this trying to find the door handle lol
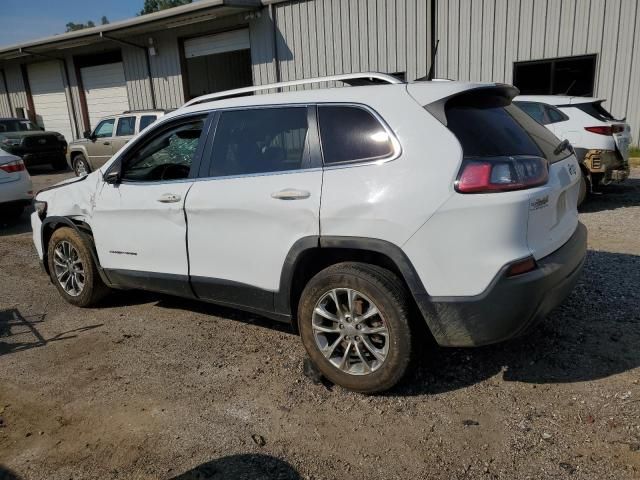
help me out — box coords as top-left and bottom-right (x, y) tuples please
(271, 189), (311, 200)
(157, 193), (181, 203)
(103, 141), (111, 145)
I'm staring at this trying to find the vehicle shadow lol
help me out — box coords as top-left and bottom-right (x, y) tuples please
(0, 210), (32, 236)
(580, 173), (640, 213)
(0, 465), (21, 480)
(84, 250), (639, 395)
(169, 453), (300, 480)
(100, 289), (296, 336)
(0, 308), (103, 357)
(393, 249), (640, 396)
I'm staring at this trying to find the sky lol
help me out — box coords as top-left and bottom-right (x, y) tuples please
(0, 0), (143, 47)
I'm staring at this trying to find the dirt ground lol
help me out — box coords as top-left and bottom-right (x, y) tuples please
(1, 166), (639, 480)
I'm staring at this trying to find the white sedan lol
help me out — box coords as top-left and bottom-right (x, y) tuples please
(0, 148), (33, 224)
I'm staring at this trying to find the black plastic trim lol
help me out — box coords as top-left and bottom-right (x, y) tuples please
(191, 276), (274, 314)
(418, 223), (587, 347)
(105, 269), (194, 298)
(274, 236), (320, 314)
(40, 216), (112, 286)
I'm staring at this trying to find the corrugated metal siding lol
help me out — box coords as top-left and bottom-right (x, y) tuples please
(269, 0), (432, 89)
(436, 0), (640, 144)
(0, 71), (10, 117)
(4, 64), (28, 116)
(122, 45), (154, 111)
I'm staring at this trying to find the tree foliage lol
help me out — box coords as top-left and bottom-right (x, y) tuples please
(65, 16), (109, 32)
(139, 0), (193, 15)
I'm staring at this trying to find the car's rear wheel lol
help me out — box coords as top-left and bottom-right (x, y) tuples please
(51, 155), (68, 171)
(47, 227), (109, 307)
(73, 154), (90, 177)
(298, 262), (412, 393)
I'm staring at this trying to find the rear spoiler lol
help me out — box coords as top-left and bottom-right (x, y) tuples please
(411, 84), (520, 125)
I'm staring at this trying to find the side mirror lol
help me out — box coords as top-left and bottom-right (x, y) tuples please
(83, 130), (91, 139)
(104, 169), (120, 185)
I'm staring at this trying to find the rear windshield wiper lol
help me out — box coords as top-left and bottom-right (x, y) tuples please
(553, 139), (572, 156)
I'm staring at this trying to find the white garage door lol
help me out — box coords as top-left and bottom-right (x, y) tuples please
(184, 29), (250, 58)
(27, 61), (74, 141)
(81, 62), (130, 129)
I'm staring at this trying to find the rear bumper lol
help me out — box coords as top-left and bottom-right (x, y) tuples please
(417, 222), (587, 347)
(19, 151), (66, 165)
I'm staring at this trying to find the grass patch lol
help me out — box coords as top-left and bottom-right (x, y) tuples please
(630, 146), (640, 158)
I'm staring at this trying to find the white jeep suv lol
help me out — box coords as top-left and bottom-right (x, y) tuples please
(31, 73), (586, 393)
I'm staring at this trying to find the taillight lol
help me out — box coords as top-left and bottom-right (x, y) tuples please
(584, 124), (624, 135)
(0, 159), (25, 173)
(455, 156), (549, 194)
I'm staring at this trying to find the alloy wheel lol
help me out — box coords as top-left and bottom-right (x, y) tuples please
(312, 288), (389, 375)
(52, 241), (85, 297)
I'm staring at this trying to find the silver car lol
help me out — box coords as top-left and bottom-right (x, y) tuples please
(67, 110), (166, 176)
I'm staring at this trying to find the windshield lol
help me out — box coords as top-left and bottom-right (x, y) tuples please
(0, 119), (42, 133)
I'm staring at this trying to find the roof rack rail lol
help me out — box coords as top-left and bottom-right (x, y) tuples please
(181, 72), (403, 108)
(121, 108), (173, 114)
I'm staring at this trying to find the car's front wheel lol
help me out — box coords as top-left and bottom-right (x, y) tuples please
(47, 227), (109, 307)
(298, 262), (413, 393)
(73, 154), (90, 177)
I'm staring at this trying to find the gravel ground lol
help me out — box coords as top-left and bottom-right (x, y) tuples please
(0, 166), (639, 480)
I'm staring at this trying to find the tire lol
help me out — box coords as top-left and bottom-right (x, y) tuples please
(51, 155), (68, 171)
(73, 154), (90, 177)
(577, 173), (588, 207)
(47, 227), (109, 307)
(298, 262), (413, 393)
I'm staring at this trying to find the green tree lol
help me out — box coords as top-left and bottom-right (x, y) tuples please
(65, 20), (96, 32)
(101, 16), (109, 25)
(139, 0), (192, 15)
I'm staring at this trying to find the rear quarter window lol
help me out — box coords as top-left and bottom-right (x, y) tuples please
(318, 106), (395, 164)
(139, 115), (158, 132)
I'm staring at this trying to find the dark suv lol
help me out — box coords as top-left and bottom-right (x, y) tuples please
(0, 118), (68, 170)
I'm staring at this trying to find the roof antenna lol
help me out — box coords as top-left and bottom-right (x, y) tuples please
(563, 79), (576, 96)
(427, 39), (440, 81)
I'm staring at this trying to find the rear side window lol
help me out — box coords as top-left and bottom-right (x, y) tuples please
(210, 107), (308, 177)
(139, 115), (158, 131)
(318, 106), (395, 164)
(545, 105), (567, 124)
(116, 116), (136, 136)
(445, 92), (569, 163)
(515, 101), (546, 124)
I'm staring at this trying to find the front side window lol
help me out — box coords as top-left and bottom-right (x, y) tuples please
(94, 119), (115, 138)
(139, 115), (158, 131)
(318, 106), (394, 164)
(210, 107), (308, 177)
(121, 118), (204, 182)
(116, 116), (136, 136)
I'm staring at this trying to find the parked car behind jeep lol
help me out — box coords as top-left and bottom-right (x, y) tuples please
(514, 96), (632, 205)
(67, 110), (166, 176)
(0, 118), (68, 171)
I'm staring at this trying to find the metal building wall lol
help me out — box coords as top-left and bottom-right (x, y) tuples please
(267, 0), (433, 88)
(435, 0), (640, 144)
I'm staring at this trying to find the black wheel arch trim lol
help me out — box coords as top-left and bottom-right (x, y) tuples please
(40, 216), (113, 287)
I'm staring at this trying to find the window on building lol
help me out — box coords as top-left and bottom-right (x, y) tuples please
(210, 107), (309, 177)
(116, 116), (136, 136)
(318, 106), (395, 164)
(513, 55), (597, 96)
